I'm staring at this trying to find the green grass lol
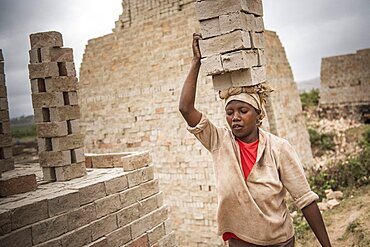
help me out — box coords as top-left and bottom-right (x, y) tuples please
(11, 124), (36, 139)
(300, 89), (320, 110)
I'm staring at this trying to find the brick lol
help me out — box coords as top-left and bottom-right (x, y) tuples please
(40, 47), (73, 62)
(49, 134), (84, 152)
(37, 121), (68, 138)
(42, 167), (56, 181)
(0, 121), (11, 134)
(84, 152), (130, 168)
(195, 0), (248, 20)
(91, 214), (118, 241)
(28, 62), (59, 79)
(0, 174), (37, 197)
(30, 31), (63, 49)
(29, 48), (41, 63)
(116, 203), (140, 227)
(199, 30), (251, 57)
(119, 186), (141, 208)
(39, 150), (71, 167)
(104, 174), (128, 195)
(71, 147), (85, 163)
(140, 179), (160, 199)
(147, 223), (166, 246)
(0, 110), (9, 122)
(131, 206), (168, 239)
(58, 62), (76, 77)
(69, 119), (81, 134)
(0, 50), (3, 61)
(61, 224), (92, 247)
(0, 74), (5, 84)
(94, 194), (121, 218)
(138, 193), (161, 217)
(163, 219), (173, 235)
(0, 133), (12, 147)
(45, 76), (78, 92)
(250, 32), (265, 48)
(257, 49), (266, 66)
(0, 227), (32, 247)
(211, 73), (232, 91)
(54, 162), (86, 181)
(254, 17), (264, 32)
(64, 91), (79, 105)
(0, 63), (4, 74)
(106, 225), (131, 247)
(230, 67), (266, 87)
(126, 234), (149, 247)
(49, 105), (81, 122)
(0, 209), (11, 235)
(221, 50), (258, 72)
(200, 55), (223, 76)
(0, 146), (12, 158)
(0, 98), (8, 110)
(121, 151), (151, 171)
(71, 181), (106, 206)
(31, 214), (68, 245)
(219, 11), (254, 34)
(0, 85), (7, 98)
(67, 203), (96, 231)
(85, 237), (108, 247)
(245, 0), (263, 16)
(33, 239), (61, 247)
(199, 18), (220, 39)
(47, 190), (79, 217)
(0, 158), (14, 173)
(31, 92), (64, 108)
(157, 231), (176, 247)
(127, 166), (154, 187)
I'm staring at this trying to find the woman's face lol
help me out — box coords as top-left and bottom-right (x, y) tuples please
(225, 100), (259, 142)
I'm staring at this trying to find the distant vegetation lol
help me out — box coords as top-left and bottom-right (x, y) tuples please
(300, 89), (320, 110)
(10, 115), (36, 140)
(308, 128), (335, 156)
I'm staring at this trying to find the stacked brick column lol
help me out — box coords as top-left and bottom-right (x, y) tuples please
(27, 31), (86, 181)
(196, 0), (266, 90)
(0, 49), (14, 176)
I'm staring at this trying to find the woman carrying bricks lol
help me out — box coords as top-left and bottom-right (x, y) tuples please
(178, 33), (332, 247)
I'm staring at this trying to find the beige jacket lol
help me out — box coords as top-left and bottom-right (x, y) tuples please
(187, 114), (318, 245)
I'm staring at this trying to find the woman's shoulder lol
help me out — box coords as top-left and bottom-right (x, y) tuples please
(259, 128), (289, 146)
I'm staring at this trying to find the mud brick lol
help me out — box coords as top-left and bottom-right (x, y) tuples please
(41, 47), (73, 62)
(37, 138), (53, 153)
(250, 66), (266, 84)
(0, 146), (12, 159)
(70, 181), (106, 206)
(131, 206), (168, 239)
(221, 50), (258, 72)
(0, 158), (15, 174)
(231, 67), (266, 87)
(219, 11), (254, 34)
(195, 0), (248, 20)
(0, 74), (5, 84)
(164, 219), (173, 235)
(63, 91), (78, 106)
(0, 209), (11, 235)
(51, 134), (84, 152)
(49, 105), (81, 122)
(54, 162), (86, 181)
(140, 179), (160, 200)
(199, 18), (220, 39)
(116, 203), (140, 227)
(211, 73), (233, 91)
(71, 147), (85, 163)
(67, 203), (96, 231)
(245, 0), (263, 16)
(0, 110), (10, 122)
(147, 223), (166, 246)
(121, 151), (151, 171)
(119, 186), (142, 208)
(28, 62), (59, 79)
(250, 32), (265, 48)
(106, 225), (131, 247)
(199, 30), (251, 58)
(126, 234), (149, 247)
(86, 237), (108, 247)
(0, 85), (7, 98)
(254, 17), (264, 32)
(29, 48), (41, 63)
(30, 31), (63, 49)
(3, 199), (48, 230)
(0, 174), (37, 197)
(0, 63), (4, 74)
(91, 214), (118, 241)
(257, 49), (266, 66)
(42, 167), (56, 181)
(61, 224), (92, 247)
(31, 92), (64, 108)
(0, 133), (12, 146)
(127, 165), (154, 187)
(95, 194), (121, 218)
(33, 108), (50, 124)
(31, 214), (68, 245)
(30, 78), (45, 93)
(58, 62), (76, 77)
(44, 76), (78, 92)
(157, 231), (176, 247)
(0, 49), (3, 61)
(84, 152), (131, 168)
(0, 121), (11, 134)
(37, 121), (68, 138)
(0, 98), (8, 111)
(104, 174), (128, 195)
(138, 193), (161, 217)
(68, 119), (81, 134)
(47, 190), (79, 217)
(200, 55), (223, 76)
(0, 227), (32, 247)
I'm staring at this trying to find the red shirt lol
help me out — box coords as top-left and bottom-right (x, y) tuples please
(222, 138), (259, 242)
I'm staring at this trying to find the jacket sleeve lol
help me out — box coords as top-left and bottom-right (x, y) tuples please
(187, 113), (224, 152)
(278, 140), (319, 209)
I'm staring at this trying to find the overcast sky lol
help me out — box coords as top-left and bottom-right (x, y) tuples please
(0, 0), (369, 118)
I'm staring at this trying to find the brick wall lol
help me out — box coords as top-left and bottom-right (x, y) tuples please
(0, 152), (175, 247)
(79, 1), (313, 246)
(320, 48), (370, 122)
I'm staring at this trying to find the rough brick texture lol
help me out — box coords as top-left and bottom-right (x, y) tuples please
(319, 48), (370, 122)
(78, 1), (313, 246)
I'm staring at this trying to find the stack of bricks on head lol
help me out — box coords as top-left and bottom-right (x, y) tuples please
(28, 31), (86, 182)
(196, 0), (266, 91)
